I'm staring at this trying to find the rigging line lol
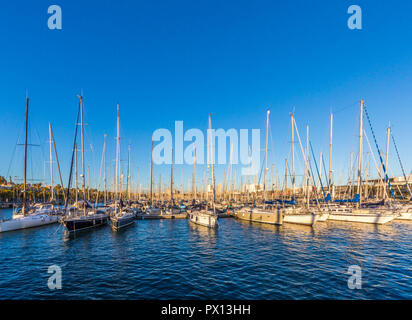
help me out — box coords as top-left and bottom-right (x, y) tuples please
(308, 154), (322, 209)
(94, 137), (106, 207)
(332, 100), (359, 114)
(387, 162), (407, 198)
(390, 131), (412, 197)
(321, 153), (329, 190)
(363, 129), (386, 187)
(64, 103), (81, 215)
(310, 141), (330, 209)
(268, 121), (276, 166)
(6, 125), (22, 179)
(363, 103), (395, 198)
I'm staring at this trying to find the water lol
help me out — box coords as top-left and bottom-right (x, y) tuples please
(0, 208), (411, 299)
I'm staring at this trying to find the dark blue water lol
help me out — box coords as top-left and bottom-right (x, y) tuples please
(0, 208), (411, 299)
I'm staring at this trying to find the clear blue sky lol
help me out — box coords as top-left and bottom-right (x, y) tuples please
(0, 0), (411, 191)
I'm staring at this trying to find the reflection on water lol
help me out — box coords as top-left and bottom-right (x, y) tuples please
(0, 208), (411, 299)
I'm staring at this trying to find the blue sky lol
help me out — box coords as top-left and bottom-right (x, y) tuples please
(0, 0), (411, 191)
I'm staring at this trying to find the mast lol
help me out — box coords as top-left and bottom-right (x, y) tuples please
(209, 113), (216, 208)
(263, 109), (270, 202)
(127, 144), (131, 202)
(247, 144), (251, 202)
(365, 152), (370, 199)
(103, 134), (107, 204)
(115, 103), (120, 204)
(356, 99), (364, 206)
(22, 97), (29, 215)
(87, 165), (90, 201)
(192, 142), (196, 201)
(50, 123), (66, 204)
(170, 146), (174, 203)
(290, 113), (295, 199)
(136, 167), (140, 201)
(49, 123), (54, 202)
(75, 142), (78, 203)
(150, 140), (154, 206)
(284, 158), (288, 196)
(319, 151), (323, 193)
(79, 95), (86, 215)
(328, 113), (333, 195)
(384, 125), (390, 199)
(206, 131), (210, 202)
(305, 124), (309, 207)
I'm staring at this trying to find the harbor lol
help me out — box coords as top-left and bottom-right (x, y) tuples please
(1, 1), (411, 303)
(0, 207), (410, 299)
(0, 96), (411, 300)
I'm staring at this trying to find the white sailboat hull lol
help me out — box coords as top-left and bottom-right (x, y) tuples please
(0, 214), (59, 233)
(111, 212), (135, 230)
(283, 213), (319, 226)
(316, 213), (329, 222)
(189, 211), (218, 228)
(328, 212), (395, 224)
(235, 208), (283, 225)
(395, 212), (412, 221)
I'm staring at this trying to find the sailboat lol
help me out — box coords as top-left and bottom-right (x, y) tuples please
(327, 100), (396, 225)
(235, 110), (283, 225)
(161, 147), (187, 219)
(62, 95), (110, 233)
(0, 97), (59, 233)
(279, 116), (322, 226)
(110, 105), (135, 231)
(188, 113), (218, 228)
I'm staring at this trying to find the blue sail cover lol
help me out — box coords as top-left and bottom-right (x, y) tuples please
(311, 193), (331, 203)
(334, 194), (360, 203)
(265, 199), (296, 205)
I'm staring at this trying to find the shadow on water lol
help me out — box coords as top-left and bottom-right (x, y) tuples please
(63, 223), (109, 242)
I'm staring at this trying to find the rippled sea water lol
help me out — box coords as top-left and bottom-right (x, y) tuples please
(0, 208), (411, 299)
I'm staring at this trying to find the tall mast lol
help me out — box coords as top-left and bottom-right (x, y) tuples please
(22, 97), (29, 214)
(50, 123), (66, 204)
(136, 167), (140, 201)
(49, 123), (54, 202)
(284, 158), (288, 195)
(365, 152), (370, 199)
(328, 113), (333, 195)
(290, 113), (295, 199)
(263, 109), (270, 202)
(209, 113), (216, 207)
(247, 144), (251, 202)
(103, 134), (107, 204)
(192, 142), (196, 201)
(206, 129), (210, 202)
(170, 146), (174, 203)
(305, 124), (309, 207)
(74, 142), (78, 203)
(115, 103), (120, 203)
(127, 144), (131, 202)
(79, 95), (86, 211)
(150, 140), (154, 206)
(384, 125), (390, 199)
(79, 96), (85, 201)
(356, 99), (364, 205)
(349, 151), (354, 197)
(87, 165), (90, 201)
